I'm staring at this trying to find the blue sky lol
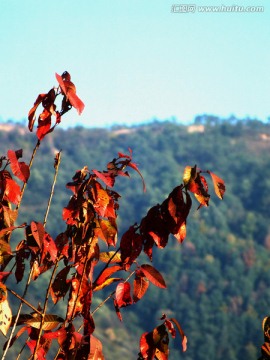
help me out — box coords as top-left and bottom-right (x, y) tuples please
(0, 0), (269, 128)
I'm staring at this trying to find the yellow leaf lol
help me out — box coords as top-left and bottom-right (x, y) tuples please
(0, 299), (12, 336)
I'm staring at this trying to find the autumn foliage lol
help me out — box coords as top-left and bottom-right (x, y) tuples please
(0, 72), (226, 359)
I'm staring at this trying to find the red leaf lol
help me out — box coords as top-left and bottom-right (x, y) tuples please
(140, 206), (169, 249)
(28, 93), (47, 131)
(170, 317), (188, 352)
(139, 331), (156, 360)
(139, 324), (169, 360)
(41, 233), (57, 264)
(30, 221), (45, 249)
(120, 225), (142, 270)
(94, 265), (122, 287)
(164, 319), (176, 338)
(92, 188), (116, 218)
(89, 335), (105, 360)
(92, 169), (115, 188)
(127, 161), (146, 192)
(133, 271), (149, 303)
(208, 171), (226, 199)
(66, 278), (90, 320)
(36, 109), (53, 141)
(4, 178), (21, 205)
(50, 266), (71, 304)
(55, 72), (85, 115)
(173, 222), (187, 243)
(62, 197), (83, 225)
(7, 150), (30, 183)
(140, 264), (166, 289)
(115, 282), (133, 308)
(113, 298), (123, 321)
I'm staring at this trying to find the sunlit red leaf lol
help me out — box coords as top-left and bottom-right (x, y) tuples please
(41, 233), (57, 264)
(208, 171), (226, 199)
(115, 282), (133, 308)
(7, 150), (30, 183)
(140, 264), (166, 289)
(92, 169), (115, 188)
(4, 178), (21, 205)
(66, 278), (90, 321)
(94, 265), (122, 287)
(173, 222), (187, 243)
(93, 188), (115, 218)
(55, 72), (85, 115)
(89, 335), (105, 360)
(62, 197), (83, 225)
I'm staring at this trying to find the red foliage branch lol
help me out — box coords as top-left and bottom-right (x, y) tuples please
(0, 73), (226, 360)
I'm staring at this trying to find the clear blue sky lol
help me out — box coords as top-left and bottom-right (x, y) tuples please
(0, 0), (269, 128)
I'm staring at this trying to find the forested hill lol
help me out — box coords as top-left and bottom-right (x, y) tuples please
(1, 117), (270, 359)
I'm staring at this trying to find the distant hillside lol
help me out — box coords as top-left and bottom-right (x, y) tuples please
(1, 117), (270, 359)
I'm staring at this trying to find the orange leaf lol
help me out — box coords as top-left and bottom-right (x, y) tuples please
(93, 277), (122, 292)
(208, 171), (226, 199)
(99, 251), (122, 263)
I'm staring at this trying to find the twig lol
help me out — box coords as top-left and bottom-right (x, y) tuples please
(43, 151), (62, 228)
(32, 152), (62, 358)
(32, 257), (61, 359)
(7, 287), (42, 315)
(2, 266), (34, 360)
